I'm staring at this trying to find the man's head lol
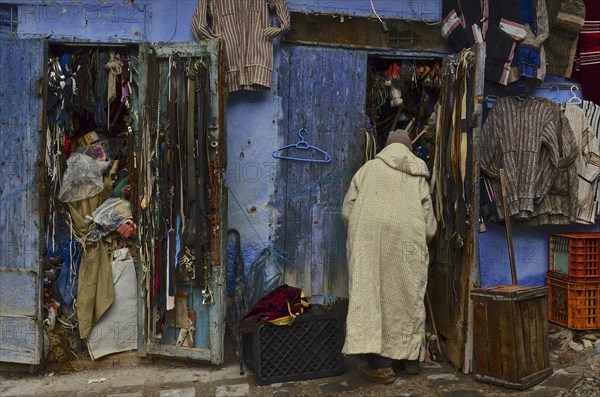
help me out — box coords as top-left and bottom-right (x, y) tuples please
(385, 129), (413, 151)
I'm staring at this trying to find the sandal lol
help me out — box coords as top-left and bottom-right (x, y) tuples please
(360, 366), (395, 384)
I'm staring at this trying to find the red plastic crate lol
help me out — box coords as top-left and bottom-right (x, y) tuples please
(548, 233), (600, 282)
(547, 276), (600, 330)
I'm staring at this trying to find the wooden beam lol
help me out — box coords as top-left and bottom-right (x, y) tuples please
(283, 12), (449, 53)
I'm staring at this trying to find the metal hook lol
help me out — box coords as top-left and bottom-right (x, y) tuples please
(297, 128), (307, 142)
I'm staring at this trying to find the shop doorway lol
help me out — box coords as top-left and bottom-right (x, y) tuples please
(0, 37), (227, 367)
(276, 44), (484, 371)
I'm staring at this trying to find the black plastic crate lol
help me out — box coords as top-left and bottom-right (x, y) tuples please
(242, 304), (345, 385)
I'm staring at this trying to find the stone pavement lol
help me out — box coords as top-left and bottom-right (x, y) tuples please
(1, 349), (598, 397)
(1, 325), (598, 397)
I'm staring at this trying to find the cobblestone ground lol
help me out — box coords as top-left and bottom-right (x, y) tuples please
(1, 326), (598, 397)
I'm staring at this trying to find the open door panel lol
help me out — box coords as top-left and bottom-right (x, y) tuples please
(0, 36), (46, 365)
(137, 40), (227, 364)
(428, 43), (484, 372)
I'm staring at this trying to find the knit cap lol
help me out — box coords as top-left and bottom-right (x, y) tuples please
(385, 129), (413, 151)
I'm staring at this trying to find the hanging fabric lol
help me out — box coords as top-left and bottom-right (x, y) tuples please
(544, 0), (585, 78)
(191, 0), (290, 92)
(441, 0), (527, 85)
(480, 96), (579, 225)
(571, 0), (600, 104)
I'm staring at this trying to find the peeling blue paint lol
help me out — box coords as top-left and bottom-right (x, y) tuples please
(0, 36), (45, 365)
(7, 0), (445, 292)
(287, 0), (441, 21)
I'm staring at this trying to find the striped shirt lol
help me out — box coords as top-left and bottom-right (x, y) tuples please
(544, 0), (585, 77)
(564, 104), (600, 224)
(583, 100), (600, 219)
(191, 0), (290, 92)
(481, 97), (578, 224)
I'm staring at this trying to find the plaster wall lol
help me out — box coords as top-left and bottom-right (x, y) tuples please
(8, 0), (573, 290)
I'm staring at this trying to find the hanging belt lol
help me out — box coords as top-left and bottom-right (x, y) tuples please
(195, 62), (208, 291)
(182, 65), (197, 246)
(166, 56), (179, 311)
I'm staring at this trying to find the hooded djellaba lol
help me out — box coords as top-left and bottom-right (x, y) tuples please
(342, 129), (437, 381)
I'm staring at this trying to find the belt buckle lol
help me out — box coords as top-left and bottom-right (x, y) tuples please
(202, 285), (213, 305)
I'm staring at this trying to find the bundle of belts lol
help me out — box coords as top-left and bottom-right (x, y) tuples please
(139, 51), (220, 340)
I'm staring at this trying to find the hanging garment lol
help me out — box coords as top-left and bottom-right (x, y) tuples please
(480, 97), (578, 224)
(571, 0), (600, 104)
(191, 0), (290, 92)
(68, 177), (115, 339)
(563, 104), (600, 224)
(583, 100), (600, 219)
(519, 102), (580, 227)
(442, 0), (527, 84)
(544, 0), (585, 77)
(87, 248), (138, 360)
(342, 144), (436, 361)
(507, 0), (550, 83)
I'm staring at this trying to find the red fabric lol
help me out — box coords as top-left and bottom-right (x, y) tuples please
(572, 0), (600, 103)
(236, 284), (310, 334)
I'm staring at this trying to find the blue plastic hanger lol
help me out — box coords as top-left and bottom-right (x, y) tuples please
(272, 128), (332, 163)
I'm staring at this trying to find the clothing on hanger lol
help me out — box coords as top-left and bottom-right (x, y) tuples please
(191, 0), (290, 93)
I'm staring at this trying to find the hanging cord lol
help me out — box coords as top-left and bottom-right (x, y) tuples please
(369, 0), (389, 32)
(224, 179), (292, 266)
(364, 129), (376, 162)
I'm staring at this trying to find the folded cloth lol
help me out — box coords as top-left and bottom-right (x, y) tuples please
(236, 284), (310, 334)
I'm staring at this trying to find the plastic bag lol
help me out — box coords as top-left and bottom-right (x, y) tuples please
(58, 153), (108, 202)
(244, 247), (284, 315)
(86, 197), (132, 233)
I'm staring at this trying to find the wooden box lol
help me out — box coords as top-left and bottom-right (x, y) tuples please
(471, 285), (553, 389)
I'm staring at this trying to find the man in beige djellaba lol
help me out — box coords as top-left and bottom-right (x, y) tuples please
(342, 129), (437, 384)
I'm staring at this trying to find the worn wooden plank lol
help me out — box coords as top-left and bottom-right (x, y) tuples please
(529, 297), (541, 372)
(485, 299), (502, 380)
(532, 295), (549, 372)
(311, 203), (325, 302)
(277, 45), (366, 300)
(464, 42), (485, 375)
(283, 12), (448, 53)
(498, 300), (517, 382)
(472, 298), (489, 376)
(324, 207), (348, 298)
(519, 300), (533, 377)
(0, 36), (45, 365)
(539, 295), (550, 370)
(512, 300), (528, 380)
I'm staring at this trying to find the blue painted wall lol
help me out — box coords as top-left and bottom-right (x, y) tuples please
(287, 0), (441, 20)
(15, 0), (580, 294)
(479, 222), (600, 287)
(7, 0), (443, 293)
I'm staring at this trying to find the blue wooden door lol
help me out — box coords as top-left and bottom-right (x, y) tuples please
(276, 46), (367, 305)
(0, 36), (45, 364)
(137, 41), (227, 364)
